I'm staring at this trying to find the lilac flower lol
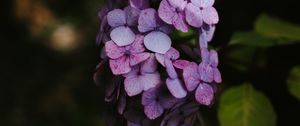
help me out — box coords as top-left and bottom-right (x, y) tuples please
(182, 48), (221, 105)
(185, 0), (219, 27)
(155, 48), (190, 98)
(158, 0), (189, 32)
(107, 6), (140, 46)
(123, 54), (161, 96)
(138, 8), (172, 54)
(129, 0), (150, 10)
(105, 35), (150, 75)
(142, 86), (179, 119)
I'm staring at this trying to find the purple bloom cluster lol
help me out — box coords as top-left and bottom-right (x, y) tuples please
(95, 0), (221, 125)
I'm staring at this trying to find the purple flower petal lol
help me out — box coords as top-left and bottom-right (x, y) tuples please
(107, 9), (126, 27)
(209, 50), (219, 67)
(129, 0), (150, 10)
(141, 54), (158, 73)
(129, 53), (150, 66)
(185, 3), (203, 28)
(204, 24), (216, 42)
(166, 78), (187, 98)
(144, 31), (172, 54)
(155, 53), (165, 67)
(142, 87), (157, 106)
(110, 26), (135, 46)
(138, 8), (158, 32)
(124, 75), (144, 96)
(158, 0), (176, 24)
(144, 101), (164, 119)
(160, 95), (178, 109)
(195, 83), (214, 105)
(213, 68), (222, 83)
(198, 62), (214, 82)
(200, 48), (209, 63)
(109, 56), (131, 75)
(202, 7), (219, 25)
(105, 41), (125, 59)
(124, 6), (141, 26)
(128, 121), (141, 126)
(165, 59), (178, 79)
(129, 35), (146, 53)
(164, 47), (180, 60)
(118, 91), (126, 114)
(183, 62), (200, 91)
(173, 60), (190, 69)
(172, 12), (189, 32)
(191, 0), (215, 8)
(142, 72), (161, 91)
(168, 0), (187, 10)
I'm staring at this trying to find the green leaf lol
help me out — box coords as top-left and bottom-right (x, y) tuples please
(228, 32), (276, 47)
(255, 14), (300, 41)
(218, 84), (276, 126)
(287, 66), (300, 101)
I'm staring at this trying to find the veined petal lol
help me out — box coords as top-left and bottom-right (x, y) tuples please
(144, 31), (172, 54)
(142, 87), (158, 106)
(129, 35), (146, 53)
(141, 54), (158, 73)
(164, 47), (180, 60)
(172, 12), (189, 32)
(191, 0), (215, 8)
(138, 8), (158, 32)
(141, 72), (161, 91)
(202, 7), (219, 25)
(144, 101), (164, 119)
(129, 53), (150, 66)
(173, 60), (190, 69)
(105, 41), (125, 59)
(185, 3), (203, 28)
(107, 9), (126, 27)
(209, 50), (218, 67)
(183, 62), (200, 91)
(129, 0), (150, 10)
(155, 53), (165, 67)
(200, 48), (209, 63)
(109, 56), (131, 75)
(195, 83), (214, 105)
(124, 6), (141, 26)
(158, 0), (176, 24)
(110, 26), (135, 46)
(166, 78), (187, 98)
(198, 63), (213, 83)
(124, 75), (144, 96)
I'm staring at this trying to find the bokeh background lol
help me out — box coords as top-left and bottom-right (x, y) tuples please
(1, 0), (299, 126)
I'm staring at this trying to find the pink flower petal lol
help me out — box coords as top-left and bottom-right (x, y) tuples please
(164, 47), (180, 60)
(141, 54), (158, 73)
(168, 0), (187, 10)
(185, 3), (203, 28)
(138, 8), (158, 32)
(144, 31), (172, 54)
(141, 72), (161, 91)
(172, 12), (189, 32)
(107, 9), (126, 27)
(213, 68), (222, 83)
(202, 7), (219, 25)
(109, 56), (131, 75)
(110, 26), (135, 46)
(198, 63), (213, 83)
(144, 101), (164, 119)
(165, 59), (178, 79)
(173, 60), (190, 69)
(183, 62), (200, 91)
(129, 53), (150, 66)
(191, 0), (215, 8)
(195, 83), (214, 105)
(129, 35), (146, 53)
(124, 6), (141, 26)
(124, 75), (144, 96)
(105, 41), (125, 59)
(158, 0), (176, 24)
(166, 78), (187, 98)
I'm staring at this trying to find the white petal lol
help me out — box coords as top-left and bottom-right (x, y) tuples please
(144, 31), (171, 54)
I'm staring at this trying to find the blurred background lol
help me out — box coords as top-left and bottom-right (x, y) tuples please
(0, 0), (299, 126)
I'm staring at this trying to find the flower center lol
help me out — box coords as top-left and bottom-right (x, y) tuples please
(124, 50), (131, 56)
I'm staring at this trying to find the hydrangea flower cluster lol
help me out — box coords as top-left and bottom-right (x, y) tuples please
(95, 0), (221, 125)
